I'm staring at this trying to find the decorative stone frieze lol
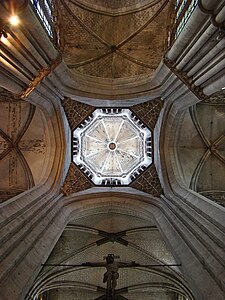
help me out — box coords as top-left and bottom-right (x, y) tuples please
(61, 162), (93, 196)
(131, 164), (162, 197)
(61, 97), (94, 130)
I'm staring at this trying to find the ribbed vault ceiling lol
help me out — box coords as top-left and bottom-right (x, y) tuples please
(58, 0), (171, 92)
(176, 102), (225, 206)
(0, 1), (224, 300)
(0, 88), (50, 202)
(69, 0), (162, 15)
(33, 209), (193, 300)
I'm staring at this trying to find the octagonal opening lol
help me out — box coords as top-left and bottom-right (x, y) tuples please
(73, 108), (152, 185)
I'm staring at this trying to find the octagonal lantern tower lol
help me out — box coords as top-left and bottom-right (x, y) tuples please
(72, 109), (152, 185)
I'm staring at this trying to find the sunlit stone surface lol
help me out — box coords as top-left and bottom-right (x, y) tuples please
(73, 109), (152, 185)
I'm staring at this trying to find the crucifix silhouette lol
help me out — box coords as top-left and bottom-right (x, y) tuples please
(82, 254), (132, 297)
(43, 253), (181, 299)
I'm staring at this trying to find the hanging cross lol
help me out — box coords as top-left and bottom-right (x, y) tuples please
(43, 254), (181, 298)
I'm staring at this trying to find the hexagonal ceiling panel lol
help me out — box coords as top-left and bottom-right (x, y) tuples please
(73, 109), (152, 185)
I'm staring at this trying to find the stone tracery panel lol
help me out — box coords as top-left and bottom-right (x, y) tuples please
(61, 162), (93, 196)
(132, 98), (164, 130)
(61, 97), (95, 130)
(131, 164), (163, 197)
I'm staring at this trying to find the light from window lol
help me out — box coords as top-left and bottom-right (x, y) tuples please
(30, 0), (54, 38)
(175, 0), (198, 38)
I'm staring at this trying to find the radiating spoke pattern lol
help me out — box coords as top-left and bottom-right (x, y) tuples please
(82, 116), (143, 176)
(73, 109), (152, 184)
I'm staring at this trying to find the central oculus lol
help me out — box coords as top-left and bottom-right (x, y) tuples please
(108, 142), (117, 150)
(73, 109), (152, 185)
